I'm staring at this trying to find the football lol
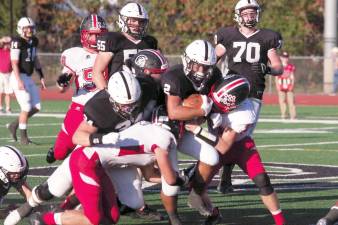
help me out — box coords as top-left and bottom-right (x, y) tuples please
(182, 94), (203, 108)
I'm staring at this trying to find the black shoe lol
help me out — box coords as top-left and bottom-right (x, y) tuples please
(7, 122), (18, 142)
(216, 182), (234, 194)
(203, 207), (222, 225)
(187, 189), (213, 217)
(46, 147), (56, 164)
(126, 204), (164, 221)
(180, 163), (197, 182)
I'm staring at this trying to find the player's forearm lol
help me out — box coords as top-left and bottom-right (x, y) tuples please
(92, 70), (107, 90)
(11, 62), (21, 80)
(167, 105), (204, 121)
(72, 131), (91, 146)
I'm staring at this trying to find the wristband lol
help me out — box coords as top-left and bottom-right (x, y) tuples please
(195, 127), (218, 147)
(36, 68), (44, 79)
(89, 133), (103, 145)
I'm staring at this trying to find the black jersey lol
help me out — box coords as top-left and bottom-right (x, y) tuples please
(97, 32), (157, 77)
(161, 64), (222, 100)
(215, 26), (282, 99)
(84, 78), (159, 133)
(11, 36), (39, 75)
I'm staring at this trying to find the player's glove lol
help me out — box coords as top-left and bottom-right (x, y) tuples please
(56, 73), (72, 87)
(46, 147), (56, 164)
(251, 62), (271, 75)
(209, 113), (222, 129)
(174, 172), (189, 186)
(200, 95), (213, 116)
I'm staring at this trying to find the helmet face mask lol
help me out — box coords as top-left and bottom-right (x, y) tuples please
(107, 71), (142, 121)
(17, 17), (36, 39)
(182, 40), (217, 91)
(80, 14), (108, 50)
(234, 0), (261, 28)
(117, 3), (149, 39)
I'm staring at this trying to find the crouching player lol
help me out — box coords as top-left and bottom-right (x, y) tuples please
(185, 74), (286, 225)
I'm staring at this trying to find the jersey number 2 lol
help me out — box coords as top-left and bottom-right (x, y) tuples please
(233, 42), (260, 63)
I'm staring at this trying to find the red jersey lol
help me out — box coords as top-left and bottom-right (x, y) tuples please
(0, 48), (11, 73)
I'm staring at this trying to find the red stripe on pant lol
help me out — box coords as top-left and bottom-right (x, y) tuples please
(70, 147), (119, 225)
(219, 136), (266, 180)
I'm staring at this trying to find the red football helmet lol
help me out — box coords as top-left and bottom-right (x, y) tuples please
(80, 14), (107, 50)
(209, 74), (250, 113)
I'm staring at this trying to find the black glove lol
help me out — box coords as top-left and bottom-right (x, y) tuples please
(46, 147), (56, 164)
(57, 73), (72, 87)
(251, 62), (271, 75)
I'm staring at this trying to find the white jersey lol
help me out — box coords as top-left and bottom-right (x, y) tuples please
(82, 122), (177, 168)
(61, 47), (98, 105)
(220, 99), (257, 141)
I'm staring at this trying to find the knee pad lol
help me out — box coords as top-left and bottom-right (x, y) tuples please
(199, 148), (219, 166)
(253, 173), (274, 196)
(35, 182), (54, 201)
(161, 176), (180, 197)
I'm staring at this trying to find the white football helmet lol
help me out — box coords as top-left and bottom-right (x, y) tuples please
(0, 145), (27, 184)
(108, 71), (142, 120)
(182, 40), (217, 91)
(234, 0), (261, 28)
(17, 17), (36, 38)
(117, 2), (149, 39)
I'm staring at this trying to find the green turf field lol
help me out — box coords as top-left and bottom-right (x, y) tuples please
(0, 101), (337, 225)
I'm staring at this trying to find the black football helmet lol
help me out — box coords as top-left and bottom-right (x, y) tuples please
(130, 49), (169, 78)
(151, 105), (184, 139)
(209, 74), (250, 113)
(80, 14), (107, 50)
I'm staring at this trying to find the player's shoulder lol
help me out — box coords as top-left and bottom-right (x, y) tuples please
(32, 36), (39, 45)
(216, 26), (238, 37)
(11, 36), (24, 48)
(161, 64), (184, 85)
(259, 28), (281, 39)
(227, 99), (256, 125)
(62, 47), (84, 57)
(142, 35), (158, 48)
(100, 31), (124, 41)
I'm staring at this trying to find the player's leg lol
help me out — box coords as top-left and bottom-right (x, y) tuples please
(316, 202), (338, 225)
(237, 137), (286, 225)
(68, 147), (115, 225)
(50, 102), (84, 162)
(4, 72), (12, 113)
(278, 91), (287, 119)
(287, 91), (296, 120)
(217, 164), (234, 194)
(178, 132), (219, 216)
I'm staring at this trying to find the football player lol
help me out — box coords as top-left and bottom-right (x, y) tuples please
(0, 146), (31, 221)
(28, 71), (186, 225)
(185, 74), (286, 225)
(7, 17), (47, 145)
(92, 2), (158, 89)
(316, 203), (338, 225)
(214, 0), (283, 194)
(45, 14), (108, 164)
(161, 39), (221, 218)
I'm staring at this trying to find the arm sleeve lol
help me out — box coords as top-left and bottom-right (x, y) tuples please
(10, 38), (21, 60)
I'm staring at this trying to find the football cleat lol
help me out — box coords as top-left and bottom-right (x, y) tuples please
(180, 163), (197, 183)
(128, 204), (164, 221)
(316, 218), (334, 225)
(203, 207), (223, 225)
(187, 189), (213, 217)
(46, 147), (56, 164)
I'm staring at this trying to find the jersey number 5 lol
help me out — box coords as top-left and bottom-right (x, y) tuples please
(233, 42), (260, 63)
